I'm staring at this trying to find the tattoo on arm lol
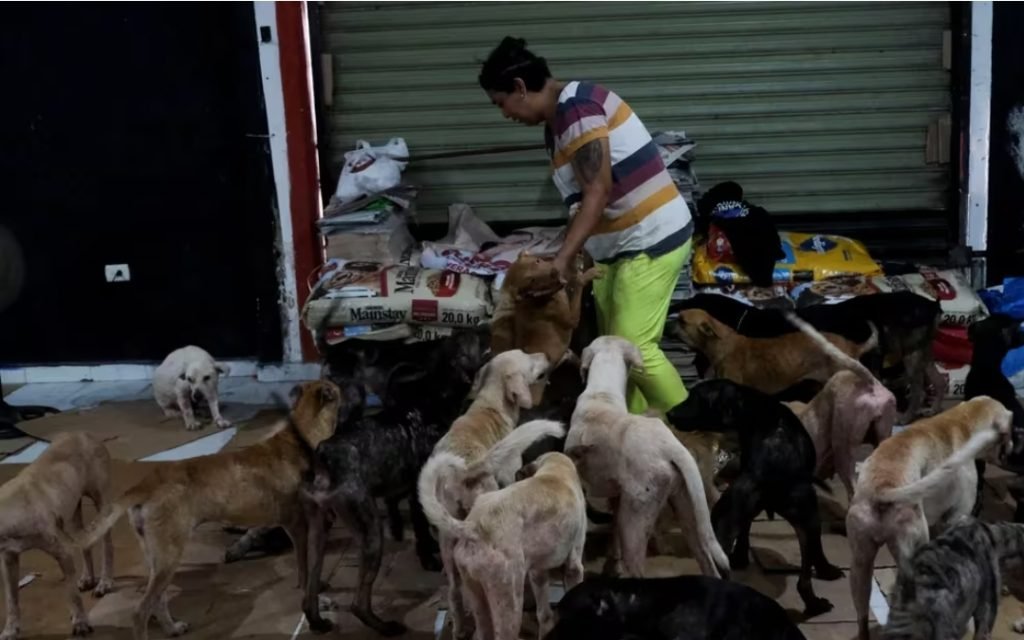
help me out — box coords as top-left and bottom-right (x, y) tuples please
(571, 139), (606, 185)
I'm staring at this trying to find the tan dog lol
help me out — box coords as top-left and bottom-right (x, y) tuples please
(74, 381), (342, 640)
(491, 252), (600, 372)
(675, 308), (875, 395)
(0, 432), (114, 640)
(845, 396), (1013, 640)
(417, 349), (552, 640)
(565, 335), (730, 579)
(421, 451), (585, 640)
(783, 313), (898, 500)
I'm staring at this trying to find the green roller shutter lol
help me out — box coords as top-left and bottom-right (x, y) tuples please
(321, 2), (952, 250)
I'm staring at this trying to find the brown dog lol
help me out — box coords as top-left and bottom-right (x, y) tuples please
(783, 313), (898, 500)
(491, 252), (601, 369)
(0, 432), (114, 640)
(845, 396), (1013, 640)
(421, 451), (586, 640)
(74, 381), (342, 640)
(675, 308), (876, 395)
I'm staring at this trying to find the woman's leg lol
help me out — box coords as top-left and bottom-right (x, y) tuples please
(602, 239), (691, 414)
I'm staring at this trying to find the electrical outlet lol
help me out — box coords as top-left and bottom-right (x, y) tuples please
(104, 264), (130, 283)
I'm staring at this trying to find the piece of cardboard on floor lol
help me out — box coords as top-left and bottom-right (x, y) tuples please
(14, 400), (271, 461)
(222, 409), (288, 451)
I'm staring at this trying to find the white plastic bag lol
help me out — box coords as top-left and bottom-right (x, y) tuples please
(334, 138), (409, 205)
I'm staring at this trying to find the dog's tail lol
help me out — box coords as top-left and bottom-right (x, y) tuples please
(783, 312), (877, 383)
(876, 427), (1001, 504)
(417, 453), (479, 541)
(666, 441), (732, 576)
(72, 494), (134, 550)
(477, 419), (567, 487)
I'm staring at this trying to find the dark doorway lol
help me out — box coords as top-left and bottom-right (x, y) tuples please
(0, 2), (283, 365)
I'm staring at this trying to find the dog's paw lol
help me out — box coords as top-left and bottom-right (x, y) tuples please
(184, 420), (203, 431)
(379, 621), (407, 637)
(92, 579), (114, 598)
(77, 576), (98, 592)
(803, 597), (834, 618)
(70, 618), (93, 637)
(815, 564), (844, 581)
(317, 594), (338, 611)
(167, 621), (189, 637)
(1012, 617), (1024, 634)
(215, 418), (232, 429)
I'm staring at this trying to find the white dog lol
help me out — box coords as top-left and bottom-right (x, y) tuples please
(153, 346), (231, 431)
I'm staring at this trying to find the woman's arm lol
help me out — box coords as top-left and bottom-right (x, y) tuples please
(554, 137), (612, 277)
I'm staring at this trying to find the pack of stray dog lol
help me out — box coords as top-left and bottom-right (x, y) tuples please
(7, 248), (1024, 640)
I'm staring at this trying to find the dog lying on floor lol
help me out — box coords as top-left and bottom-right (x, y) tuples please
(845, 396), (1013, 640)
(152, 345), (232, 431)
(0, 432), (114, 640)
(675, 308), (876, 397)
(421, 450), (585, 640)
(297, 329), (489, 636)
(545, 575), (808, 640)
(416, 349), (555, 640)
(882, 515), (1024, 640)
(667, 379), (843, 617)
(783, 312), (898, 500)
(73, 381), (342, 640)
(965, 313), (1024, 519)
(566, 336), (729, 580)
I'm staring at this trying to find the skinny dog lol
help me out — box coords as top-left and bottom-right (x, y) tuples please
(420, 450), (585, 640)
(846, 396), (1013, 640)
(74, 381), (342, 640)
(784, 312), (898, 500)
(566, 336), (730, 580)
(417, 349), (554, 640)
(0, 432), (114, 640)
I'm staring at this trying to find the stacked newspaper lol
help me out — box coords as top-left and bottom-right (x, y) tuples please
(318, 184), (417, 263)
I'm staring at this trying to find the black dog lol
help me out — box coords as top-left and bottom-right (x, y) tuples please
(695, 181), (784, 288)
(299, 328), (488, 636)
(966, 313), (1024, 519)
(666, 380), (842, 617)
(545, 575), (807, 640)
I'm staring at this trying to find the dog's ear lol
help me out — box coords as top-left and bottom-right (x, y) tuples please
(580, 345), (596, 379)
(505, 372), (534, 409)
(565, 444), (592, 465)
(215, 362), (230, 376)
(698, 319), (719, 339)
(468, 361), (491, 399)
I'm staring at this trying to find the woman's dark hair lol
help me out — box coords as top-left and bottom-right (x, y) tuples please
(478, 36), (552, 93)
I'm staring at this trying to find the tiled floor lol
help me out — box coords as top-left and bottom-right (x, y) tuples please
(2, 385), (1024, 639)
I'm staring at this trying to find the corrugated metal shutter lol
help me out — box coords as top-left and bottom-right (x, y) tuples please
(321, 2), (952, 255)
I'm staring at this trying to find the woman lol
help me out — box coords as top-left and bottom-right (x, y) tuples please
(479, 36), (694, 414)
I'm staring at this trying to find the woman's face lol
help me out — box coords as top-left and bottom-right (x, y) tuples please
(487, 80), (545, 126)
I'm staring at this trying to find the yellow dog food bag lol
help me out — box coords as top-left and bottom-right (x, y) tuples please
(692, 231), (882, 285)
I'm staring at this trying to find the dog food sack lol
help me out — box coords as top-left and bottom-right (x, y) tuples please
(692, 231), (882, 285)
(930, 361), (970, 400)
(321, 323), (455, 346)
(304, 260), (492, 329)
(868, 269), (987, 328)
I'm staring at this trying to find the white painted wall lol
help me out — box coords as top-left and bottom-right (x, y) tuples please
(965, 1), (993, 252)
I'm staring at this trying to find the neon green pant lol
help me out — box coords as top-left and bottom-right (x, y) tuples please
(592, 239), (691, 415)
